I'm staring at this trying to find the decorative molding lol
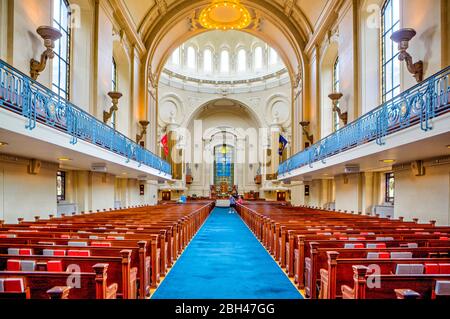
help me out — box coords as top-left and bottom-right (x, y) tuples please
(156, 0), (168, 15)
(304, 0), (343, 57)
(109, 0), (146, 57)
(148, 65), (158, 89)
(284, 0), (295, 16)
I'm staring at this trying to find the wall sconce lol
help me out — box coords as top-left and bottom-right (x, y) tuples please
(328, 93), (348, 125)
(391, 28), (424, 82)
(103, 91), (122, 124)
(30, 26), (62, 80)
(136, 120), (150, 144)
(299, 121), (314, 145)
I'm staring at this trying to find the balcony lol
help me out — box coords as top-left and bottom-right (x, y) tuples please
(0, 60), (171, 179)
(279, 66), (450, 180)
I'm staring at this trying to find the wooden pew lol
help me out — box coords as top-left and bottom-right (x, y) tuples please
(0, 263), (116, 299)
(341, 265), (450, 299)
(0, 250), (137, 299)
(320, 252), (450, 299)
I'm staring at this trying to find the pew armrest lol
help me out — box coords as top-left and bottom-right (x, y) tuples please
(341, 285), (355, 299)
(130, 267), (138, 299)
(395, 289), (421, 300)
(47, 286), (71, 299)
(319, 269), (329, 299)
(106, 283), (118, 299)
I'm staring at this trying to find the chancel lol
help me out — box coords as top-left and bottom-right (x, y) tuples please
(0, 0), (449, 301)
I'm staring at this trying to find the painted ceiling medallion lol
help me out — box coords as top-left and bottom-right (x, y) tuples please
(199, 0), (251, 30)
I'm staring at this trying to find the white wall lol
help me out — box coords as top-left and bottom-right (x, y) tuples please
(71, 0), (94, 113)
(395, 163), (450, 226)
(9, 0), (52, 87)
(335, 173), (362, 213)
(0, 158), (57, 223)
(402, 0), (446, 90)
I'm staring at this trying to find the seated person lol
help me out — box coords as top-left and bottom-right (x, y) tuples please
(229, 195), (236, 213)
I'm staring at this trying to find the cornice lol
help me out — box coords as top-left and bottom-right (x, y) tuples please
(162, 67), (289, 85)
(304, 0), (344, 57)
(108, 0), (146, 58)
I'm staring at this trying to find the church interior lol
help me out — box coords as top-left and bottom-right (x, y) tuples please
(0, 0), (449, 301)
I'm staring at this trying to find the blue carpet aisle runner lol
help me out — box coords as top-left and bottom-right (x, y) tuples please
(152, 207), (303, 299)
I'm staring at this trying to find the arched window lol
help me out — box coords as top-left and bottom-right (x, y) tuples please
(203, 49), (213, 73)
(254, 46), (263, 70)
(171, 47), (180, 65)
(237, 49), (246, 72)
(269, 47), (278, 66)
(220, 50), (230, 73)
(52, 0), (71, 99)
(381, 0), (400, 102)
(333, 57), (340, 132)
(187, 46), (197, 69)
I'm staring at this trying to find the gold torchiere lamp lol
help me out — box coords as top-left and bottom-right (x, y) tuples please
(104, 91), (122, 124)
(299, 121), (314, 145)
(136, 121), (150, 144)
(30, 26), (62, 80)
(328, 92), (348, 125)
(391, 28), (424, 83)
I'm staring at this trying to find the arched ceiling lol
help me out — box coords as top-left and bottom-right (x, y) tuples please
(116, 0), (336, 81)
(121, 0), (329, 39)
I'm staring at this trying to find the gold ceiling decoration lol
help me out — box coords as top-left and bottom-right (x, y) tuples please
(199, 0), (251, 30)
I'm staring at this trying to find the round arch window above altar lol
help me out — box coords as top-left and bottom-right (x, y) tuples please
(164, 30), (287, 82)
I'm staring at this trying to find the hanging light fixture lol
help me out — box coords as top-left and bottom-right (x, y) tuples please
(199, 0), (252, 31)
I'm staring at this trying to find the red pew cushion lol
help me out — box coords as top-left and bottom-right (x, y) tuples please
(54, 250), (66, 256)
(439, 237), (449, 241)
(439, 264), (450, 274)
(379, 252), (390, 259)
(0, 234), (17, 239)
(425, 263), (439, 274)
(7, 260), (21, 271)
(43, 249), (66, 256)
(19, 249), (32, 256)
(67, 250), (90, 257)
(3, 278), (25, 293)
(47, 261), (64, 272)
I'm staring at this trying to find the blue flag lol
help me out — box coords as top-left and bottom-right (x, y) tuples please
(279, 135), (288, 156)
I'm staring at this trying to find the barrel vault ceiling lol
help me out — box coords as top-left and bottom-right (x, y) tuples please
(119, 0), (330, 45)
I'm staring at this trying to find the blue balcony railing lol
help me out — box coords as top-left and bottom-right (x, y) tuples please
(0, 59), (171, 176)
(279, 66), (450, 177)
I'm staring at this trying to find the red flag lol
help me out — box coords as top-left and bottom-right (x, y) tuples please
(161, 134), (169, 156)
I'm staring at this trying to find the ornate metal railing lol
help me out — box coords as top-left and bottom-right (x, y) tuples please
(279, 66), (450, 177)
(0, 59), (171, 176)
